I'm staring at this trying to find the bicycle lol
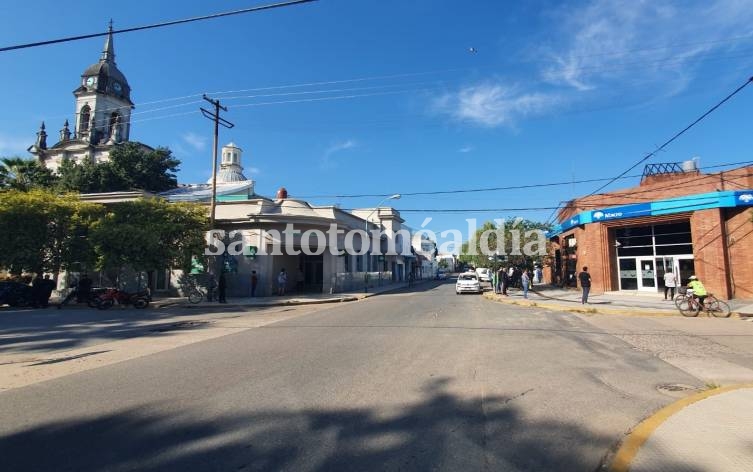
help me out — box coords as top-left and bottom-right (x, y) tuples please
(675, 287), (731, 318)
(182, 278), (205, 304)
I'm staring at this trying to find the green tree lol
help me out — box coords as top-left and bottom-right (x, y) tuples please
(0, 189), (102, 275)
(459, 219), (552, 268)
(57, 143), (180, 193)
(0, 157), (57, 191)
(90, 199), (208, 274)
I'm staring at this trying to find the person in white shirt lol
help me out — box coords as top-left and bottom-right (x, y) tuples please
(663, 269), (677, 301)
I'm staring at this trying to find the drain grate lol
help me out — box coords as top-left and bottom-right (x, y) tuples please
(656, 383), (698, 396)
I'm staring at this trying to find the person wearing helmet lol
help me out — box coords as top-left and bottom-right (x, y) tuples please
(687, 275), (707, 308)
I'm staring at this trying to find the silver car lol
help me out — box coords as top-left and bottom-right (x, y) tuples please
(456, 272), (482, 294)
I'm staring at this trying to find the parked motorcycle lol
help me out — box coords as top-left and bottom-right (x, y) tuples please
(95, 288), (150, 310)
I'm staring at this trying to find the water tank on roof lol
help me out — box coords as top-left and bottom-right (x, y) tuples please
(681, 157), (699, 172)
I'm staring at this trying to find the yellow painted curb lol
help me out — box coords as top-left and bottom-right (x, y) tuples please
(608, 383), (753, 472)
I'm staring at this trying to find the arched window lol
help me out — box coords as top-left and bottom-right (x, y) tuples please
(109, 112), (120, 136)
(79, 105), (91, 134)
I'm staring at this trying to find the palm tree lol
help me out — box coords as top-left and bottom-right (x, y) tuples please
(0, 157), (55, 191)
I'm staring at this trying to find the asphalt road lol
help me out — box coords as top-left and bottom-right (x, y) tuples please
(0, 280), (701, 471)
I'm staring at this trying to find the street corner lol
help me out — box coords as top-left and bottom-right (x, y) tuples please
(482, 290), (717, 318)
(606, 383), (753, 472)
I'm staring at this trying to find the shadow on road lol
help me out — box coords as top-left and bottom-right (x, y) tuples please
(0, 309), (217, 354)
(0, 377), (702, 472)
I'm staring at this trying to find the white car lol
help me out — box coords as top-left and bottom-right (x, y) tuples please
(456, 272), (482, 294)
(475, 267), (491, 283)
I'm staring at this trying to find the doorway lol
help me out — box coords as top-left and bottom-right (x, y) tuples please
(618, 257), (656, 291)
(636, 257), (656, 291)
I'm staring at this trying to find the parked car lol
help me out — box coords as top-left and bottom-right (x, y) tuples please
(0, 281), (33, 307)
(456, 272), (482, 294)
(475, 267), (491, 283)
(435, 270), (448, 280)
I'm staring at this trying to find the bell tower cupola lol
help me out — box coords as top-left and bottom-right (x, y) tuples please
(74, 21), (134, 145)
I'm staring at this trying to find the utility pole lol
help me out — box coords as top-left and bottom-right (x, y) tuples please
(201, 95), (234, 302)
(201, 95), (234, 228)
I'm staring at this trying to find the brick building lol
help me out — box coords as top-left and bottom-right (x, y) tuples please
(547, 162), (753, 300)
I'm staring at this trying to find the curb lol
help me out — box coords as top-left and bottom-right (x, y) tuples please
(607, 383), (753, 472)
(152, 280), (438, 310)
(482, 292), (744, 318)
(152, 295), (360, 310)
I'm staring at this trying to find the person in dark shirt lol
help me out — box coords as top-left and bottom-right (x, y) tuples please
(76, 274), (93, 303)
(218, 273), (227, 303)
(578, 266), (591, 304)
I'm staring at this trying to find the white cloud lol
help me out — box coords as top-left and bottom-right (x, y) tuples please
(0, 134), (31, 156)
(458, 146), (474, 153)
(182, 132), (207, 152)
(542, 0), (753, 94)
(434, 83), (560, 128)
(322, 139), (358, 167)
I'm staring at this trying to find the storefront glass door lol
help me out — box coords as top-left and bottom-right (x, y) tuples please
(636, 257), (656, 291)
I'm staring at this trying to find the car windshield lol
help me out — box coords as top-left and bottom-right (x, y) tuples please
(459, 274), (477, 281)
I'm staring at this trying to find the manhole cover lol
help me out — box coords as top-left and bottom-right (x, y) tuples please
(656, 383), (698, 397)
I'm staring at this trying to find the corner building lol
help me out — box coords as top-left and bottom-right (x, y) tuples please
(548, 162), (753, 300)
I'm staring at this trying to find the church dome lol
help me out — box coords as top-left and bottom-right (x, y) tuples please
(215, 168), (249, 183)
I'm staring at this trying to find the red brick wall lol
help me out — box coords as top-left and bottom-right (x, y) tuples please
(690, 209), (731, 299)
(725, 208), (753, 299)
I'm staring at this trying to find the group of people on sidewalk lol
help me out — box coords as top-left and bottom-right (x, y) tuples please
(491, 266), (543, 299)
(576, 266), (708, 306)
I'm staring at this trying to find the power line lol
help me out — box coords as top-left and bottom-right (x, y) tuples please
(343, 192), (753, 214)
(0, 0), (318, 53)
(35, 43), (753, 123)
(293, 161), (753, 200)
(583, 75), (753, 199)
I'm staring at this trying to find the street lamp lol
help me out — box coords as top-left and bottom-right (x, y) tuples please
(364, 194), (401, 292)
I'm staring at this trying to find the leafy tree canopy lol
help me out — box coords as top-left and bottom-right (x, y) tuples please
(90, 198), (208, 273)
(0, 190), (102, 275)
(57, 143), (180, 193)
(0, 157), (57, 191)
(459, 219), (552, 268)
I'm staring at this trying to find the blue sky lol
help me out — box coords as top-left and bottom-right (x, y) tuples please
(2, 0), (753, 251)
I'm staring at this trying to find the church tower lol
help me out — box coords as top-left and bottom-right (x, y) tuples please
(74, 22), (133, 144)
(29, 22), (152, 173)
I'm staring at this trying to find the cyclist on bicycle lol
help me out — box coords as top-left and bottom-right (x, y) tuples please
(687, 275), (707, 307)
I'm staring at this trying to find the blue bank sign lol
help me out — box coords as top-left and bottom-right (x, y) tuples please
(549, 190), (753, 237)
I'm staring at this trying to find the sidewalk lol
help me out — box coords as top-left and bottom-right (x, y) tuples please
(609, 384), (753, 472)
(484, 285), (753, 318)
(151, 279), (428, 309)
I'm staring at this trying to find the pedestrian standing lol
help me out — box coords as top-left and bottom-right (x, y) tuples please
(297, 268), (305, 293)
(277, 268), (288, 296)
(578, 266), (592, 304)
(32, 274), (45, 308)
(501, 268), (509, 296)
(521, 269), (530, 299)
(41, 275), (55, 308)
(77, 274), (93, 303)
(663, 269), (677, 301)
(250, 270), (258, 297)
(218, 272), (227, 303)
(492, 270), (498, 293)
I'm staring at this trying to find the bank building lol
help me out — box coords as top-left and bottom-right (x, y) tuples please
(547, 160), (753, 300)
